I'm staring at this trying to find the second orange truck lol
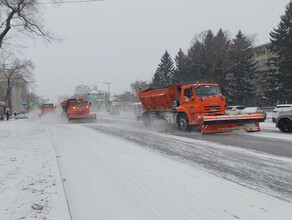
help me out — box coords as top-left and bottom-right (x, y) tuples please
(139, 83), (265, 134)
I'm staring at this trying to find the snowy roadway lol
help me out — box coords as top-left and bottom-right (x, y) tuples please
(0, 112), (292, 219)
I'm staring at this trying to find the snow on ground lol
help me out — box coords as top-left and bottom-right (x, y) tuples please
(0, 119), (70, 220)
(51, 121), (292, 219)
(1, 114), (292, 220)
(245, 118), (292, 142)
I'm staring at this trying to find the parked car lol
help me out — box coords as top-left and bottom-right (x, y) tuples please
(272, 104), (292, 122)
(240, 107), (267, 120)
(226, 105), (246, 115)
(275, 110), (292, 133)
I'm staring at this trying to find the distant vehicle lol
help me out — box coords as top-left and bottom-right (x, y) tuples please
(240, 107), (266, 120)
(0, 101), (6, 120)
(226, 106), (246, 115)
(275, 110), (292, 133)
(39, 103), (55, 116)
(272, 104), (292, 122)
(132, 102), (143, 120)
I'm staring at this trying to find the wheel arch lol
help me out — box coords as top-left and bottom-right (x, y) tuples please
(177, 107), (191, 121)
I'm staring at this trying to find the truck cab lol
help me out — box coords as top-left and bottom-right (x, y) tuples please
(66, 99), (91, 117)
(178, 84), (226, 125)
(40, 103), (55, 116)
(61, 98), (96, 121)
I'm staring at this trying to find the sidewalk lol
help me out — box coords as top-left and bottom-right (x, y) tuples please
(0, 120), (70, 220)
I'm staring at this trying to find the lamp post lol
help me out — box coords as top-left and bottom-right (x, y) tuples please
(101, 82), (111, 112)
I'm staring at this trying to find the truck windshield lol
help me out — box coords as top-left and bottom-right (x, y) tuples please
(194, 85), (221, 97)
(71, 101), (88, 107)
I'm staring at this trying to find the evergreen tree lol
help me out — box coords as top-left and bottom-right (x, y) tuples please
(202, 30), (216, 82)
(187, 29), (231, 85)
(269, 1), (292, 102)
(173, 48), (190, 83)
(265, 68), (282, 105)
(151, 51), (174, 88)
(229, 31), (256, 105)
(213, 29), (231, 88)
(187, 38), (205, 82)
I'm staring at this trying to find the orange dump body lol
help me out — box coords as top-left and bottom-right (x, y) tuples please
(139, 84), (181, 111)
(40, 103), (55, 116)
(61, 99), (96, 122)
(139, 83), (264, 134)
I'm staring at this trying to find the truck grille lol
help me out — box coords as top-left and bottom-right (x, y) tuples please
(204, 106), (221, 112)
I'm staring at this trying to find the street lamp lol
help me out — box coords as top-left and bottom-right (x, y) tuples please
(101, 82), (111, 112)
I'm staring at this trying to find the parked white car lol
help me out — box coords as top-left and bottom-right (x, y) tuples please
(226, 106), (246, 115)
(240, 107), (267, 120)
(272, 104), (292, 122)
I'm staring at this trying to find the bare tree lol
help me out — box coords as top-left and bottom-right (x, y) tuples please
(0, 51), (34, 113)
(0, 0), (60, 49)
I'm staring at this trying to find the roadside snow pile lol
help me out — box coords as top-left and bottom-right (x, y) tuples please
(0, 120), (70, 220)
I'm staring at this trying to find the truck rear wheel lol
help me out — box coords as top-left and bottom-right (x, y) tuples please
(177, 114), (190, 131)
(143, 111), (152, 127)
(278, 118), (292, 132)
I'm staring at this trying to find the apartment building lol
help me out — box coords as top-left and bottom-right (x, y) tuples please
(252, 42), (275, 106)
(0, 74), (28, 114)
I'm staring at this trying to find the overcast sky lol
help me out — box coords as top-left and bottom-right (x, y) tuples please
(23, 0), (289, 102)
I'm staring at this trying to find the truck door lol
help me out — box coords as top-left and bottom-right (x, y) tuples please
(182, 87), (196, 111)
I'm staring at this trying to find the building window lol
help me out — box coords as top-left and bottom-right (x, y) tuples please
(255, 59), (268, 67)
(254, 48), (269, 57)
(261, 72), (267, 79)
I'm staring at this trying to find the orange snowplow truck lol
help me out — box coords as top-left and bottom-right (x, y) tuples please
(61, 99), (96, 122)
(39, 103), (55, 116)
(139, 83), (265, 134)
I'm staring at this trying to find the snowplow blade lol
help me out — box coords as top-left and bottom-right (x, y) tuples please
(201, 113), (265, 134)
(69, 114), (97, 123)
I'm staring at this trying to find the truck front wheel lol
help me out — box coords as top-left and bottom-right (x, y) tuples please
(177, 114), (190, 131)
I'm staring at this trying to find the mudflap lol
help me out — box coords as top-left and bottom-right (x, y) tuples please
(201, 113), (264, 134)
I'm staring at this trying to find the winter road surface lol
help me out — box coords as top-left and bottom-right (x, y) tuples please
(1, 113), (292, 220)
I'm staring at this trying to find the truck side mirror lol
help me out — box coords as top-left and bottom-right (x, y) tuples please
(89, 102), (91, 106)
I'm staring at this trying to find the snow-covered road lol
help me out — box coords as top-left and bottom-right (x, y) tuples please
(1, 114), (292, 219)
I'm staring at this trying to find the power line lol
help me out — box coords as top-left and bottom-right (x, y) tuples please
(38, 0), (104, 4)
